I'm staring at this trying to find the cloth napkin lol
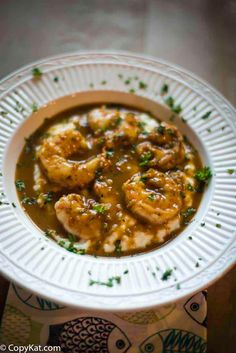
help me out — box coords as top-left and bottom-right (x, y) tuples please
(0, 284), (207, 352)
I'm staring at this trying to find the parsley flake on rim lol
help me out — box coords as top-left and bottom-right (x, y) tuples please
(201, 111), (212, 120)
(160, 83), (169, 95)
(32, 67), (42, 79)
(89, 276), (121, 287)
(165, 96), (182, 114)
(161, 269), (173, 281)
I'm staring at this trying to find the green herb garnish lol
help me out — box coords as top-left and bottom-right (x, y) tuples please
(93, 203), (109, 214)
(195, 166), (212, 183)
(114, 239), (122, 256)
(161, 83), (169, 95)
(21, 197), (37, 205)
(101, 80), (107, 85)
(106, 150), (114, 158)
(161, 269), (173, 281)
(139, 151), (153, 167)
(42, 191), (54, 204)
(31, 103), (38, 112)
(148, 194), (156, 201)
(32, 67), (42, 79)
(89, 276), (121, 287)
(181, 207), (196, 218)
(201, 111), (212, 120)
(187, 183), (194, 191)
(139, 81), (147, 89)
(165, 96), (182, 114)
(227, 169), (234, 175)
(53, 76), (59, 82)
(15, 180), (25, 191)
(157, 125), (165, 135)
(216, 223), (221, 228)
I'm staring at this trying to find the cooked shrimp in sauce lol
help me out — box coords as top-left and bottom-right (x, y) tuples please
(15, 104), (204, 257)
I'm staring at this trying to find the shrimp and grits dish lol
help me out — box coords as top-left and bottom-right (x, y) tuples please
(15, 104), (208, 257)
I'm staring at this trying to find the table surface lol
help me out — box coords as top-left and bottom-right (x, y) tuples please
(0, 0), (235, 352)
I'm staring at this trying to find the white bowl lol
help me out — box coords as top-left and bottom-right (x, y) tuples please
(0, 51), (235, 311)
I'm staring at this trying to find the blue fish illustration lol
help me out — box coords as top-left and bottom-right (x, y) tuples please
(47, 316), (131, 353)
(139, 329), (206, 353)
(12, 284), (64, 311)
(184, 291), (207, 327)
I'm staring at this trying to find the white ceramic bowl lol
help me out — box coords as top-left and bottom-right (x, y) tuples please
(0, 51), (235, 311)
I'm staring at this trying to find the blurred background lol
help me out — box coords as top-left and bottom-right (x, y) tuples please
(0, 0), (235, 352)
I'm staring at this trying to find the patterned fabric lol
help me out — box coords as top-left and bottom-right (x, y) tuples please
(0, 285), (207, 352)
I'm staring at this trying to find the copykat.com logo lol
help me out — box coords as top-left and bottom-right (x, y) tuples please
(0, 344), (61, 352)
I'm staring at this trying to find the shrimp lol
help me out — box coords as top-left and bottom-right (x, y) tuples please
(123, 169), (182, 225)
(88, 107), (141, 146)
(136, 122), (185, 170)
(37, 129), (103, 188)
(55, 194), (109, 240)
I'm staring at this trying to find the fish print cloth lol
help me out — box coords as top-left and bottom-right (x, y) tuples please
(0, 284), (207, 352)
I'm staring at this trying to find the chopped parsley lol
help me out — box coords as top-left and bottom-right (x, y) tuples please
(161, 83), (169, 95)
(216, 223), (221, 228)
(45, 229), (55, 238)
(161, 269), (173, 281)
(139, 81), (147, 89)
(140, 175), (148, 183)
(42, 191), (54, 204)
(157, 124), (165, 135)
(139, 151), (153, 167)
(187, 183), (194, 192)
(101, 80), (107, 85)
(115, 117), (122, 126)
(12, 202), (16, 208)
(53, 76), (59, 82)
(31, 103), (38, 112)
(21, 197), (37, 205)
(201, 111), (212, 120)
(32, 67), (42, 78)
(181, 207), (196, 219)
(93, 203), (109, 214)
(0, 201), (9, 206)
(227, 169), (234, 175)
(165, 96), (182, 114)
(176, 283), (181, 290)
(195, 166), (212, 183)
(188, 236), (193, 240)
(195, 262), (200, 268)
(68, 233), (77, 243)
(0, 111), (8, 117)
(125, 79), (131, 85)
(123, 269), (129, 274)
(106, 150), (114, 158)
(114, 239), (122, 256)
(89, 276), (121, 287)
(129, 88), (135, 93)
(201, 222), (205, 227)
(148, 194), (156, 201)
(15, 180), (25, 191)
